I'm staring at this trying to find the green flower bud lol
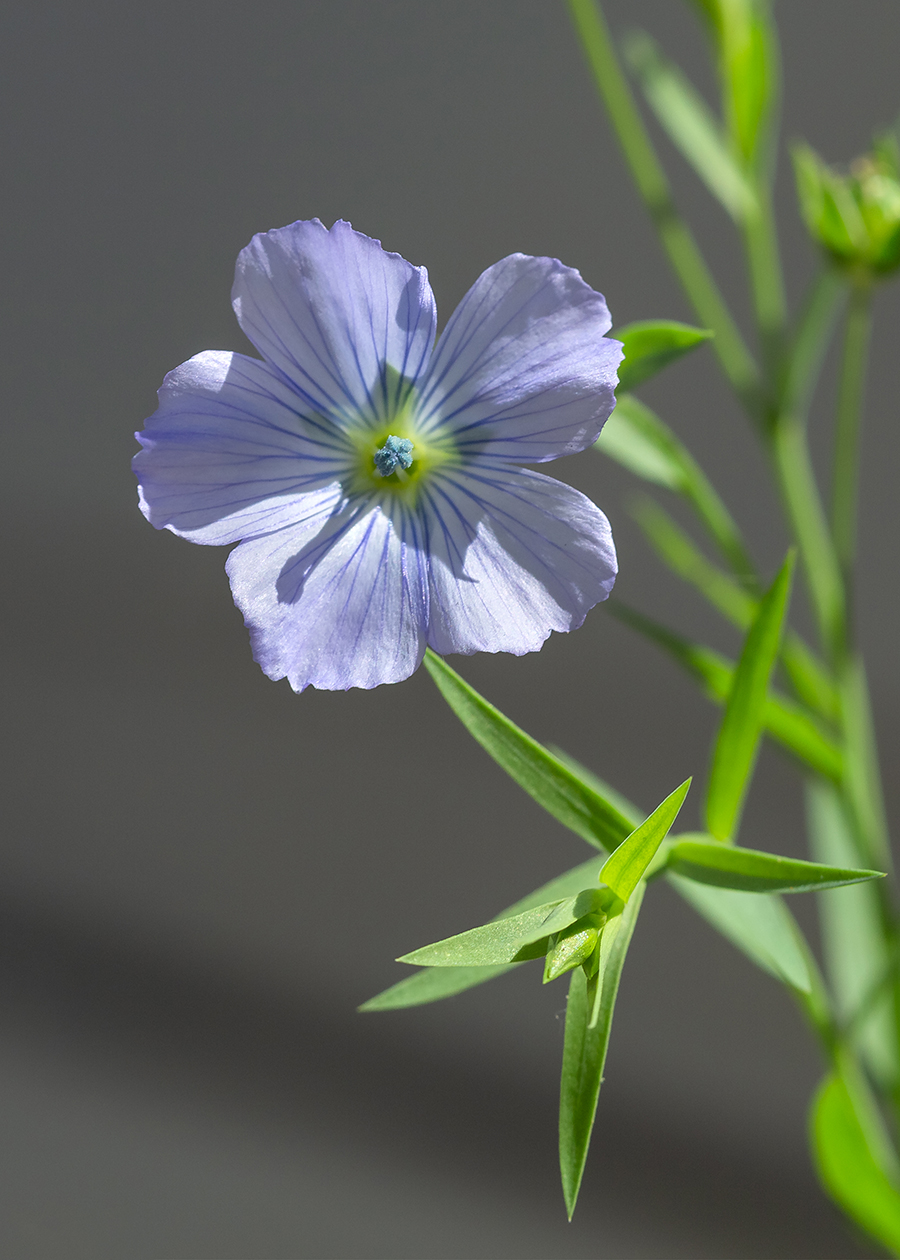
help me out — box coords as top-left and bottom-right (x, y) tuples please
(792, 131), (900, 276)
(542, 914), (604, 984)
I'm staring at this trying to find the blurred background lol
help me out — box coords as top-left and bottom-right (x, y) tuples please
(0, 1), (898, 1255)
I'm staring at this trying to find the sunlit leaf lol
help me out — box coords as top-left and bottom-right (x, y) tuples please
(624, 29), (757, 219)
(705, 552), (795, 840)
(613, 320), (712, 392)
(397, 888), (612, 968)
(360, 857), (603, 1012)
(601, 779), (691, 901)
(667, 836), (883, 894)
(424, 650), (633, 852)
(559, 885), (644, 1219)
(668, 872), (811, 991)
(812, 1059), (900, 1254)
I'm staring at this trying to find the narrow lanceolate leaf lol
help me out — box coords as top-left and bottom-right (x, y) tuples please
(560, 885), (644, 1219)
(360, 857), (603, 1012)
(668, 874), (811, 992)
(596, 394), (753, 579)
(806, 780), (898, 1090)
(623, 30), (757, 221)
(601, 779), (691, 901)
(667, 837), (883, 894)
(628, 496), (837, 720)
(812, 1062), (900, 1255)
(705, 552), (795, 840)
(424, 650), (633, 853)
(613, 320), (712, 392)
(608, 602), (843, 783)
(397, 888), (610, 968)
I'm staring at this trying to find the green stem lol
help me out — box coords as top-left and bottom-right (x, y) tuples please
(566, 0), (761, 414)
(831, 278), (873, 582)
(743, 192), (788, 384)
(767, 270), (846, 664)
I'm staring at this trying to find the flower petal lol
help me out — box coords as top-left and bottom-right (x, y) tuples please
(232, 219), (437, 426)
(226, 500), (428, 692)
(420, 466), (617, 656)
(134, 350), (350, 544)
(418, 254), (622, 463)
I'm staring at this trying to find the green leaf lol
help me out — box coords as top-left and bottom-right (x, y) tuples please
(694, 0), (776, 165)
(811, 1061), (900, 1254)
(705, 552), (795, 840)
(608, 602), (843, 783)
(632, 495), (757, 624)
(807, 780), (898, 1090)
(596, 394), (755, 584)
(360, 857), (603, 1012)
(668, 873), (811, 991)
(667, 837), (883, 894)
(623, 29), (757, 220)
(423, 650), (633, 853)
(601, 779), (691, 901)
(560, 885), (644, 1219)
(630, 496), (838, 721)
(397, 888), (612, 968)
(613, 320), (712, 392)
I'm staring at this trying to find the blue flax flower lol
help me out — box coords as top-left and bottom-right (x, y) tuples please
(134, 220), (622, 691)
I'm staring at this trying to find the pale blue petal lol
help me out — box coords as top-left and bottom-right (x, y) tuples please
(232, 220), (437, 427)
(418, 253), (621, 463)
(420, 466), (617, 656)
(134, 351), (351, 544)
(226, 500), (428, 692)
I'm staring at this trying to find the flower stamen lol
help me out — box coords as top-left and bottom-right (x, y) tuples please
(374, 435), (414, 477)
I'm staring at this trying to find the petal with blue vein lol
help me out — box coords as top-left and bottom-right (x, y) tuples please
(418, 254), (621, 463)
(421, 466), (617, 656)
(232, 220), (437, 425)
(135, 351), (351, 544)
(226, 500), (428, 692)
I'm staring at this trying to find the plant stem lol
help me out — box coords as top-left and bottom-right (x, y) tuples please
(831, 277), (873, 583)
(566, 0), (761, 415)
(743, 194), (788, 384)
(767, 272), (846, 665)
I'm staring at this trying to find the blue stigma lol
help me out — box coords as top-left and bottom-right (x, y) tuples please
(374, 435), (415, 477)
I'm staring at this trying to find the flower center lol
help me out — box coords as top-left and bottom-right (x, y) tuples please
(373, 435), (415, 478)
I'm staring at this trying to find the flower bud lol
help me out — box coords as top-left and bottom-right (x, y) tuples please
(542, 914), (604, 983)
(792, 131), (900, 276)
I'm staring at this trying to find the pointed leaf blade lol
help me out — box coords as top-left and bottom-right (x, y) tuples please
(624, 29), (757, 220)
(705, 552), (795, 840)
(812, 1066), (900, 1254)
(668, 837), (883, 894)
(396, 898), (566, 968)
(601, 779), (691, 901)
(360, 858), (603, 1012)
(668, 873), (811, 992)
(560, 885), (644, 1218)
(613, 320), (712, 392)
(424, 650), (633, 853)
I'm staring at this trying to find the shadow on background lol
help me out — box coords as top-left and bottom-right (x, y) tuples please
(0, 1), (898, 1256)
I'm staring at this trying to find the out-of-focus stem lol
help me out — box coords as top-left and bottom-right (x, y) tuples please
(566, 0), (761, 415)
(767, 271), (846, 664)
(831, 278), (873, 582)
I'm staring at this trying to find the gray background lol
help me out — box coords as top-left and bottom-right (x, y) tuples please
(0, 1), (898, 1256)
